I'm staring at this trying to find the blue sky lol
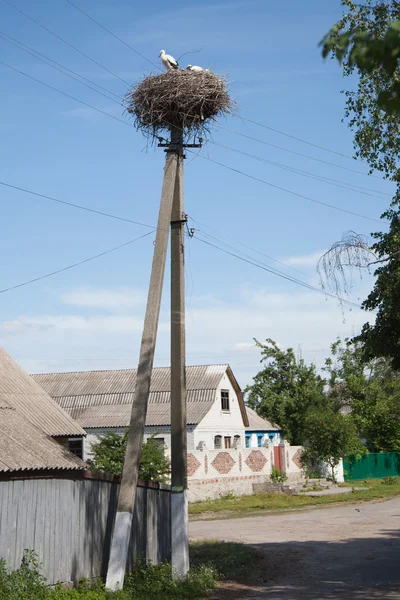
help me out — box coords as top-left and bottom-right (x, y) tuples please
(0, 0), (393, 386)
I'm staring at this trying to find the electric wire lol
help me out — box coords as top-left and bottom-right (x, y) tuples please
(60, 0), (376, 182)
(64, 0), (161, 71)
(0, 30), (122, 100)
(0, 231), (154, 294)
(212, 142), (391, 201)
(0, 58), (384, 226)
(235, 114), (358, 161)
(193, 234), (362, 308)
(217, 123), (386, 181)
(188, 151), (384, 224)
(0, 40), (388, 225)
(189, 216), (320, 281)
(0, 60), (133, 128)
(0, 32), (122, 105)
(2, 0), (131, 86)
(0, 180), (156, 229)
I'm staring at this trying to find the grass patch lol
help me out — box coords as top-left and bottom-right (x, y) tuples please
(189, 478), (400, 518)
(0, 543), (259, 599)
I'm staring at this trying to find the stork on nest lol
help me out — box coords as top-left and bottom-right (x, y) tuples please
(124, 69), (234, 142)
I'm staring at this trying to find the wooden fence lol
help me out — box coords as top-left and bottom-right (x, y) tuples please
(0, 471), (171, 585)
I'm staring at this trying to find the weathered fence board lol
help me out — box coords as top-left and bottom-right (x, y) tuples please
(0, 474), (171, 585)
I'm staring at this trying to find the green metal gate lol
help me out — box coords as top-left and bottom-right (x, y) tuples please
(344, 452), (400, 481)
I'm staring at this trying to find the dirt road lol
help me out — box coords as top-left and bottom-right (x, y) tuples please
(190, 498), (400, 599)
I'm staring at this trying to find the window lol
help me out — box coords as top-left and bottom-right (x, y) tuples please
(214, 435), (222, 449)
(245, 434), (251, 448)
(68, 438), (83, 460)
(221, 389), (230, 411)
(233, 435), (241, 448)
(257, 434), (264, 448)
(154, 437), (165, 448)
(224, 436), (231, 449)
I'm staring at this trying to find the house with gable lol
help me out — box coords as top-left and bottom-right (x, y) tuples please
(33, 364), (258, 460)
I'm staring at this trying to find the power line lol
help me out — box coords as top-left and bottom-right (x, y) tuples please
(0, 60), (133, 128)
(0, 180), (155, 229)
(217, 123), (387, 181)
(189, 217), (320, 281)
(0, 32), (122, 105)
(62, 0), (367, 184)
(0, 231), (154, 294)
(0, 29), (122, 100)
(193, 234), (362, 308)
(2, 0), (131, 86)
(1, 38), (385, 227)
(0, 61), (383, 226)
(64, 0), (161, 71)
(212, 142), (391, 201)
(235, 115), (358, 162)
(188, 151), (384, 224)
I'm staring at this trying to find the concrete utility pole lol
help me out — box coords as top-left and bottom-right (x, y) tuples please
(170, 127), (189, 578)
(105, 151), (179, 591)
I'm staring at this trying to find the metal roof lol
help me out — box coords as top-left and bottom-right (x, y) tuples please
(0, 405), (85, 472)
(245, 407), (281, 432)
(0, 348), (85, 438)
(33, 365), (235, 428)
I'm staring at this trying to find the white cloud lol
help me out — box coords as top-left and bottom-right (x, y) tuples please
(61, 288), (146, 311)
(281, 250), (325, 267)
(0, 285), (373, 387)
(231, 342), (256, 352)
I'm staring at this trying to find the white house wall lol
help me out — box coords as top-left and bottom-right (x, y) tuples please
(193, 372), (244, 450)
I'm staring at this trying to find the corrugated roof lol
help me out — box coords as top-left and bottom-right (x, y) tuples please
(0, 406), (85, 472)
(245, 407), (281, 432)
(33, 365), (230, 428)
(0, 348), (85, 438)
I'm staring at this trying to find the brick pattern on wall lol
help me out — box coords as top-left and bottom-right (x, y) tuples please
(204, 454), (208, 475)
(292, 449), (304, 470)
(239, 452), (242, 472)
(211, 452), (236, 474)
(245, 450), (268, 472)
(187, 453), (201, 477)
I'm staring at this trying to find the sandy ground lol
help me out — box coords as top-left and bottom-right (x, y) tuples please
(190, 498), (400, 599)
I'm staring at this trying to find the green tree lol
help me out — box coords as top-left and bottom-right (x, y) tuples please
(325, 338), (400, 451)
(321, 3), (400, 116)
(245, 339), (327, 445)
(321, 0), (400, 178)
(319, 1), (400, 367)
(90, 430), (170, 483)
(303, 407), (365, 482)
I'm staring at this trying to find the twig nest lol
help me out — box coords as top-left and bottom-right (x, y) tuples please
(125, 69), (233, 140)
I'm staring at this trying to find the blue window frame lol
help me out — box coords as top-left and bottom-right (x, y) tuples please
(245, 434), (251, 448)
(257, 434), (264, 448)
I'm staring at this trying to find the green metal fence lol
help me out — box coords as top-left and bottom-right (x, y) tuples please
(344, 452), (400, 481)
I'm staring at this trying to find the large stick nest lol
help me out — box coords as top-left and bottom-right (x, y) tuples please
(125, 69), (234, 140)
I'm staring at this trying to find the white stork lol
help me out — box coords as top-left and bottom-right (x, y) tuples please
(159, 49), (179, 71)
(186, 64), (204, 72)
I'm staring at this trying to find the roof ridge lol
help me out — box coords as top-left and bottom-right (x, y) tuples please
(31, 363), (229, 377)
